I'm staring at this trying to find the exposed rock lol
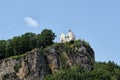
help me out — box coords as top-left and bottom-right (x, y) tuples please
(0, 49), (49, 80)
(45, 42), (95, 72)
(0, 40), (95, 80)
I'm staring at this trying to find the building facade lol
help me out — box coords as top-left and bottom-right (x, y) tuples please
(60, 30), (75, 43)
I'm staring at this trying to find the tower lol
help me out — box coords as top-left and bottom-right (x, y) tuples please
(60, 33), (66, 43)
(60, 30), (76, 43)
(67, 29), (75, 42)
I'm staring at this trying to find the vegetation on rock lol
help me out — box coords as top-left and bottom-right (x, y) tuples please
(0, 29), (56, 60)
(14, 63), (22, 73)
(44, 61), (120, 80)
(2, 72), (18, 80)
(2, 73), (9, 80)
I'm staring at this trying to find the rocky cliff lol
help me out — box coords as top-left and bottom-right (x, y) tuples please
(0, 40), (95, 80)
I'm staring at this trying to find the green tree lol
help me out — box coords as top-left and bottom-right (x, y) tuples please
(36, 29), (56, 48)
(21, 32), (36, 52)
(11, 36), (22, 55)
(0, 29), (56, 60)
(5, 39), (14, 58)
(44, 61), (120, 80)
(0, 40), (7, 60)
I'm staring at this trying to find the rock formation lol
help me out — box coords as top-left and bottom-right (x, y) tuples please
(0, 40), (95, 80)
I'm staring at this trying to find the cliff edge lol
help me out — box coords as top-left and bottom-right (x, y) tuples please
(0, 40), (95, 80)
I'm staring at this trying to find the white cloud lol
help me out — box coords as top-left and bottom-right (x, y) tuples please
(24, 17), (39, 27)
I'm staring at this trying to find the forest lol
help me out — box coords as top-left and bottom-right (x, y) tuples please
(0, 29), (56, 60)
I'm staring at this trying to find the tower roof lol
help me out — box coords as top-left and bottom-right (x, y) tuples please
(68, 29), (71, 32)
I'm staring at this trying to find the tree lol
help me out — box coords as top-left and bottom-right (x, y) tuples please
(5, 39), (14, 58)
(0, 29), (56, 60)
(11, 36), (22, 55)
(36, 29), (56, 48)
(0, 40), (7, 60)
(44, 62), (120, 80)
(21, 32), (36, 52)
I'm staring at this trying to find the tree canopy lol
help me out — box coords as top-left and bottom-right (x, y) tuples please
(44, 61), (120, 80)
(0, 29), (56, 60)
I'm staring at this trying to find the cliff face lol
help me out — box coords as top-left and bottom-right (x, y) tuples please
(0, 40), (95, 80)
(0, 49), (49, 80)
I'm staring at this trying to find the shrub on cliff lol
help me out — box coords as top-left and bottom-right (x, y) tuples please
(14, 63), (22, 73)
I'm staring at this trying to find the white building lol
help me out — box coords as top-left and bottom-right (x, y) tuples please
(60, 30), (76, 43)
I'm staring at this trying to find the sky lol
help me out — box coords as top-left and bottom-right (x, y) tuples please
(0, 0), (120, 65)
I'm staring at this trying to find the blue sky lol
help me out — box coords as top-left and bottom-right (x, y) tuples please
(0, 0), (120, 65)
